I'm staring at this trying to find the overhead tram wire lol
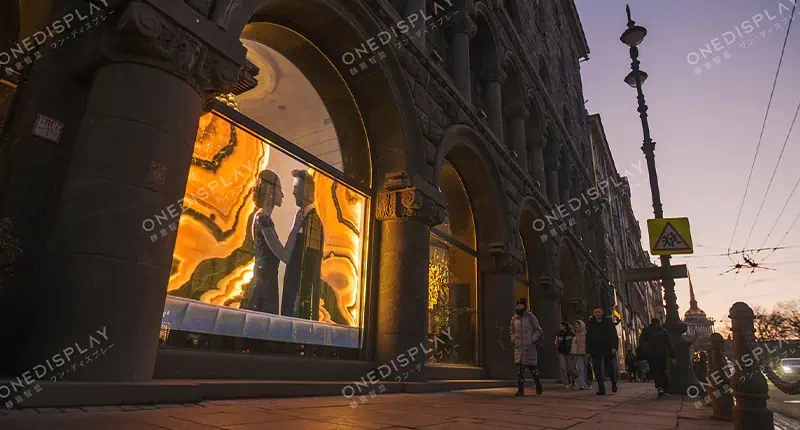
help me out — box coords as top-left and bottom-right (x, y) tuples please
(762, 210), (800, 261)
(759, 174), (800, 250)
(726, 0), (798, 257)
(743, 100), (800, 249)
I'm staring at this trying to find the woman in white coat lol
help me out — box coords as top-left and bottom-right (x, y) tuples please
(510, 298), (543, 396)
(571, 318), (588, 390)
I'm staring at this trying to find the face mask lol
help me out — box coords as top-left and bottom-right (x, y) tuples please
(516, 308), (525, 315)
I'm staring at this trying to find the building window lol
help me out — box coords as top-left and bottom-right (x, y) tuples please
(428, 159), (478, 366)
(160, 31), (371, 358)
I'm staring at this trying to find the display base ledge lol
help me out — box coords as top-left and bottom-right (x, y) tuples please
(2, 379), (530, 409)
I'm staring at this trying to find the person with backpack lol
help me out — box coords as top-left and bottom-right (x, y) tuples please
(586, 306), (619, 395)
(637, 318), (676, 397)
(571, 318), (588, 390)
(555, 321), (576, 389)
(510, 298), (543, 396)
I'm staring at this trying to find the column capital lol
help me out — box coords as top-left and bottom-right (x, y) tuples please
(480, 66), (506, 84)
(484, 242), (524, 274)
(537, 277), (563, 300)
(91, 0), (247, 101)
(376, 172), (448, 226)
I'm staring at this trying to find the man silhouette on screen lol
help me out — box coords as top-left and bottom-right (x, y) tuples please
(281, 170), (324, 320)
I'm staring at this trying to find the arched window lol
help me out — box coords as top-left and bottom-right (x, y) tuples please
(428, 159), (477, 366)
(161, 24), (371, 360)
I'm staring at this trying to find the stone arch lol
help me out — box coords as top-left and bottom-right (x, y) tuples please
(226, 0), (427, 189)
(517, 196), (548, 285)
(435, 124), (513, 248)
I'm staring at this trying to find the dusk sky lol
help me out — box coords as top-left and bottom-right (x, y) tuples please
(575, 0), (800, 328)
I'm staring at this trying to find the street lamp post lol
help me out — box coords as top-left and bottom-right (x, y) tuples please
(620, 5), (700, 395)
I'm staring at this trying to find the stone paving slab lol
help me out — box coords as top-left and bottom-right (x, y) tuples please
(0, 382), (735, 429)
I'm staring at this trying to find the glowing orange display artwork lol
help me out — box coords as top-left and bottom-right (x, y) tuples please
(167, 103), (267, 300)
(166, 98), (365, 328)
(313, 173), (365, 327)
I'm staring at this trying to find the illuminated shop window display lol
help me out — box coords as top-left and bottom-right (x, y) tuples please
(427, 160), (478, 366)
(160, 35), (370, 357)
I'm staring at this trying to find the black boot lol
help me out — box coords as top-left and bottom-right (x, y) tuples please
(534, 378), (543, 395)
(515, 381), (524, 396)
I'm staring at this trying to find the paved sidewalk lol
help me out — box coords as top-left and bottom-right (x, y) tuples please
(0, 382), (732, 429)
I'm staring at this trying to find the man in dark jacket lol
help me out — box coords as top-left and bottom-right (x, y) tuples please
(638, 318), (676, 396)
(586, 306), (619, 395)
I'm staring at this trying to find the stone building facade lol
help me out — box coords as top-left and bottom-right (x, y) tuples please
(587, 114), (665, 362)
(0, 0), (663, 383)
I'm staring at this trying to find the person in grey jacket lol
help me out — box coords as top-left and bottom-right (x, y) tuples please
(510, 298), (543, 396)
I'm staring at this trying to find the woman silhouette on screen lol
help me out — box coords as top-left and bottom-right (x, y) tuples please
(241, 170), (302, 314)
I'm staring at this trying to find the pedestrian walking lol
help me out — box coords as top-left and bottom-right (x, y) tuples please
(637, 318), (676, 397)
(626, 349), (639, 382)
(556, 321), (576, 389)
(510, 298), (543, 396)
(586, 306), (619, 395)
(571, 318), (588, 390)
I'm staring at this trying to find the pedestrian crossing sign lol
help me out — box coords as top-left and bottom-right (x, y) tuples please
(647, 217), (693, 255)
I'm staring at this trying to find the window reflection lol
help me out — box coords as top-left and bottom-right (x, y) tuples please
(427, 159), (477, 366)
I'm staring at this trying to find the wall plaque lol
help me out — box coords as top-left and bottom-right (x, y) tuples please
(32, 113), (63, 143)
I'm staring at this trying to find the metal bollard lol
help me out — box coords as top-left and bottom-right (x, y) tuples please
(709, 333), (732, 420)
(729, 302), (774, 430)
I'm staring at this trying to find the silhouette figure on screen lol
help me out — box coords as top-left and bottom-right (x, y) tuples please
(241, 170), (300, 314)
(281, 170), (324, 320)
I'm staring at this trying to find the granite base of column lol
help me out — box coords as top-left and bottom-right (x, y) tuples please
(376, 219), (430, 382)
(481, 271), (515, 380)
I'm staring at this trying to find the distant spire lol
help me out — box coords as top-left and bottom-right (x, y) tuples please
(689, 271), (698, 310)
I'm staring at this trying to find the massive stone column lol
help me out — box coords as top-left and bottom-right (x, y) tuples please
(533, 275), (562, 379)
(482, 243), (522, 380)
(19, 0), (245, 381)
(450, 13), (476, 103)
(529, 144), (547, 194)
(505, 102), (528, 170)
(375, 172), (447, 382)
(482, 68), (506, 144)
(544, 145), (561, 205)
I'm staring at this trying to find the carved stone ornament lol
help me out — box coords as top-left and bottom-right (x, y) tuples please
(538, 277), (563, 300)
(101, 0), (246, 100)
(376, 172), (447, 226)
(487, 242), (524, 274)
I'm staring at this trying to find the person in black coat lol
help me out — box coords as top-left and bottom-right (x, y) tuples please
(586, 306), (619, 395)
(638, 318), (676, 396)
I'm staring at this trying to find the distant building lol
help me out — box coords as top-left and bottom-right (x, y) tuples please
(684, 273), (714, 353)
(587, 114), (664, 364)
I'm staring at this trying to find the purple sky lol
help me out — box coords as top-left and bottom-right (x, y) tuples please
(575, 0), (800, 328)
